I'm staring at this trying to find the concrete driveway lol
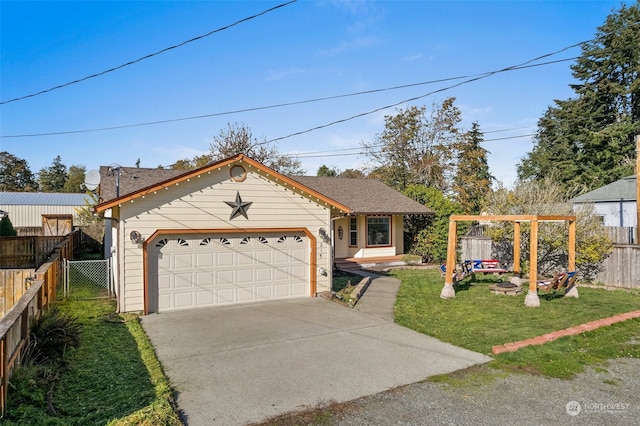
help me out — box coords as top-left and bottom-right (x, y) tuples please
(141, 297), (491, 426)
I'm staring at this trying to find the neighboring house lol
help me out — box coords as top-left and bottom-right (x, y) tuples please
(94, 154), (432, 314)
(570, 176), (637, 227)
(0, 192), (89, 235)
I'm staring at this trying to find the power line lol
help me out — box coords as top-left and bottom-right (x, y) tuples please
(259, 42), (585, 146)
(285, 133), (538, 160)
(1, 57), (574, 139)
(0, 0), (298, 106)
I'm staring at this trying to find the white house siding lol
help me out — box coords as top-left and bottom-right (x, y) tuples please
(115, 168), (332, 312)
(577, 201), (638, 227)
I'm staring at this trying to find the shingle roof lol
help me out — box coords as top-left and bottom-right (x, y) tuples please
(98, 166), (184, 202)
(0, 192), (89, 206)
(96, 158), (433, 215)
(291, 176), (433, 215)
(571, 176), (637, 203)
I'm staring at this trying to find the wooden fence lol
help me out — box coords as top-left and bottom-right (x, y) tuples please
(0, 231), (78, 415)
(460, 235), (640, 289)
(0, 257), (59, 416)
(0, 230), (80, 269)
(603, 226), (636, 244)
(595, 244), (640, 289)
(0, 270), (35, 318)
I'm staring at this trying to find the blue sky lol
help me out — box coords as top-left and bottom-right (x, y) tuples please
(0, 0), (631, 187)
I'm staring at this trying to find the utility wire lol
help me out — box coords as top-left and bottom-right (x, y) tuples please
(0, 0), (298, 105)
(259, 42), (585, 146)
(286, 133), (537, 160)
(1, 57), (573, 139)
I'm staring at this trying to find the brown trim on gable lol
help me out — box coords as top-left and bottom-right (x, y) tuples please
(95, 154), (351, 214)
(142, 227), (318, 315)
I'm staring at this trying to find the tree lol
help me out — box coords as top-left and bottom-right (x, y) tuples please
(0, 215), (17, 236)
(0, 151), (38, 192)
(453, 122), (494, 214)
(171, 154), (213, 171)
(209, 122), (305, 175)
(518, 3), (640, 193)
(340, 168), (365, 179)
(316, 165), (338, 177)
(484, 178), (612, 280)
(403, 184), (466, 263)
(362, 98), (463, 192)
(38, 156), (68, 192)
(63, 165), (86, 193)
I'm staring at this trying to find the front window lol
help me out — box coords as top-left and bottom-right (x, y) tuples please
(367, 216), (390, 246)
(349, 217), (358, 247)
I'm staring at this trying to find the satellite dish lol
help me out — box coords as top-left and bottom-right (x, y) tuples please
(84, 169), (101, 191)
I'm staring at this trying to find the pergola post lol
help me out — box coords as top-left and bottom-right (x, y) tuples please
(524, 219), (540, 307)
(565, 219), (579, 298)
(513, 221), (521, 277)
(440, 218), (458, 299)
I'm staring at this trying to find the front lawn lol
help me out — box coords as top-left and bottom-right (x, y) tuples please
(393, 269), (640, 378)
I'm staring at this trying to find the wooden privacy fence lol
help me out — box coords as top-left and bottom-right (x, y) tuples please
(603, 226), (636, 245)
(0, 258), (59, 416)
(595, 244), (640, 289)
(0, 269), (35, 318)
(0, 229), (80, 269)
(461, 236), (640, 289)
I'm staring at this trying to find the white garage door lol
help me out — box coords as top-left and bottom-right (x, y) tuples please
(148, 232), (310, 312)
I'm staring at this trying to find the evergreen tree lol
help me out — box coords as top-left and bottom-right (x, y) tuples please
(453, 122), (494, 214)
(39, 156), (68, 192)
(63, 165), (86, 193)
(518, 3), (640, 193)
(0, 151), (38, 192)
(0, 215), (17, 236)
(316, 165), (338, 177)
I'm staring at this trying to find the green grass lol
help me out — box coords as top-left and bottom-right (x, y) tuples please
(5, 299), (181, 425)
(332, 270), (364, 292)
(393, 269), (640, 379)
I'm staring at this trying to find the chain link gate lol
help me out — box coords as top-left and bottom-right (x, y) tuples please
(63, 258), (114, 299)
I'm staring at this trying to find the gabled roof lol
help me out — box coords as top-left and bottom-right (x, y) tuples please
(291, 176), (433, 215)
(98, 166), (183, 202)
(94, 154), (433, 216)
(94, 154), (351, 213)
(0, 192), (89, 206)
(571, 176), (637, 203)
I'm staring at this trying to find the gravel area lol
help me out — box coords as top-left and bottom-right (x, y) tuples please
(258, 358), (640, 425)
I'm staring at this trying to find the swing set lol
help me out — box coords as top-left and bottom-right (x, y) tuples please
(440, 214), (577, 307)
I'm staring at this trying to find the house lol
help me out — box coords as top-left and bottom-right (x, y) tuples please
(570, 176), (637, 227)
(0, 191), (89, 236)
(94, 154), (432, 314)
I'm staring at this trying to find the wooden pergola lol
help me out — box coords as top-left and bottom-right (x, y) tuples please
(441, 214), (576, 307)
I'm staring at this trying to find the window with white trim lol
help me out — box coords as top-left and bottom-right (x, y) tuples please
(367, 216), (390, 246)
(349, 217), (358, 246)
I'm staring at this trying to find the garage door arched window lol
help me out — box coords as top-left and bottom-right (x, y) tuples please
(366, 216), (391, 247)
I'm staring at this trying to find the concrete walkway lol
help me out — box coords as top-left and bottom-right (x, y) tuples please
(350, 272), (402, 321)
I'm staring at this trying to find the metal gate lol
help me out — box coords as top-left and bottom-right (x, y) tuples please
(63, 258), (114, 299)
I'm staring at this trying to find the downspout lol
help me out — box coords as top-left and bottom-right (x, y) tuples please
(620, 198), (624, 227)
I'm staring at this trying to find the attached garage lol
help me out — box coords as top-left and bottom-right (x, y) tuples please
(146, 230), (312, 313)
(93, 154), (430, 314)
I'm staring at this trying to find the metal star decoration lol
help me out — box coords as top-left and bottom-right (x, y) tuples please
(224, 191), (253, 220)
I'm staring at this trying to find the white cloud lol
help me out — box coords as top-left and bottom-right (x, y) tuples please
(265, 67), (307, 81)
